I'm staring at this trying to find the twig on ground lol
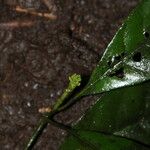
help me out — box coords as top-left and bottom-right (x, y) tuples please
(0, 20), (35, 29)
(14, 6), (57, 20)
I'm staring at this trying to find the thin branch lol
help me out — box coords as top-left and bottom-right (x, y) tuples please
(14, 6), (57, 20)
(0, 20), (35, 29)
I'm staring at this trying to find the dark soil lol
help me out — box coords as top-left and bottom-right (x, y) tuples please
(0, 0), (139, 149)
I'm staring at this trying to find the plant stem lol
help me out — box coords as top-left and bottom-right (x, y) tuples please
(57, 93), (82, 112)
(25, 74), (81, 150)
(24, 112), (55, 150)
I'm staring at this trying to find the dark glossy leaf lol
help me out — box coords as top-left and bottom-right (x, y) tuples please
(80, 0), (150, 96)
(60, 130), (149, 150)
(60, 81), (150, 149)
(75, 81), (150, 145)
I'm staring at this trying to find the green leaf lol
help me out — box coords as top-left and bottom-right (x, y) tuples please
(60, 130), (149, 150)
(60, 81), (150, 149)
(80, 0), (150, 96)
(75, 81), (150, 144)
